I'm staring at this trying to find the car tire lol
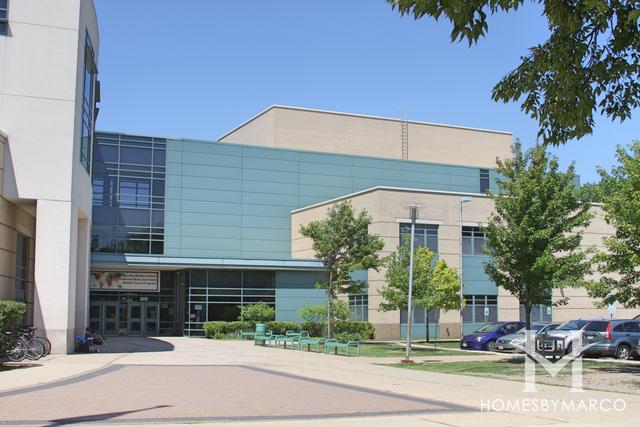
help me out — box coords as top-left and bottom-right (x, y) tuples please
(485, 340), (496, 352)
(615, 345), (631, 360)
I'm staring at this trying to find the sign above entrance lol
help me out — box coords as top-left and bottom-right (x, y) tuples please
(90, 271), (160, 292)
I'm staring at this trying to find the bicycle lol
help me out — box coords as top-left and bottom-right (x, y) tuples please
(28, 326), (51, 356)
(5, 329), (45, 361)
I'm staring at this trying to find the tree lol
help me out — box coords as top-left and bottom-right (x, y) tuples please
(237, 303), (275, 323)
(588, 141), (640, 307)
(484, 142), (593, 331)
(386, 0), (640, 145)
(379, 244), (462, 342)
(300, 201), (385, 338)
(298, 300), (351, 323)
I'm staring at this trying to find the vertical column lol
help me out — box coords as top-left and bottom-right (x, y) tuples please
(74, 215), (90, 337)
(32, 199), (76, 354)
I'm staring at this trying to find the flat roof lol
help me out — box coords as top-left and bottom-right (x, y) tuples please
(219, 104), (513, 141)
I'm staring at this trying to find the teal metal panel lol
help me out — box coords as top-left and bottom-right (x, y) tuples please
(242, 156), (298, 172)
(298, 151), (353, 166)
(181, 176), (242, 191)
(243, 146), (299, 161)
(298, 184), (353, 199)
(242, 239), (290, 253)
(181, 212), (241, 227)
(181, 188), (241, 203)
(241, 168), (298, 184)
(462, 255), (498, 295)
(242, 180), (298, 195)
(182, 151), (242, 168)
(242, 215), (290, 230)
(299, 161), (352, 177)
(181, 224), (241, 239)
(275, 288), (327, 322)
(180, 200), (240, 215)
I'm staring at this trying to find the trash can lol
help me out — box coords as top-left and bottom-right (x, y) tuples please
(254, 323), (266, 346)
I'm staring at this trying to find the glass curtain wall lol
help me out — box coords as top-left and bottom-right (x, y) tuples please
(91, 133), (166, 254)
(184, 269), (276, 336)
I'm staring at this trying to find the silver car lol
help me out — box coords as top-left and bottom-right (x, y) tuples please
(495, 323), (560, 353)
(543, 318), (607, 354)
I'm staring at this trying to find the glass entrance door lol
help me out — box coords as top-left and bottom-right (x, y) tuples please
(103, 303), (119, 336)
(128, 302), (143, 336)
(89, 303), (102, 334)
(144, 303), (159, 336)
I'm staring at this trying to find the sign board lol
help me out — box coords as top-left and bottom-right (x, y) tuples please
(484, 306), (490, 317)
(608, 302), (617, 318)
(546, 306), (552, 315)
(90, 271), (159, 292)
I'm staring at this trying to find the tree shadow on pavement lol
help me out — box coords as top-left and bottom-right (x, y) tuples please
(46, 404), (171, 426)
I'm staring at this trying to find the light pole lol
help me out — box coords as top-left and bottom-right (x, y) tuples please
(459, 197), (472, 338)
(404, 202), (422, 363)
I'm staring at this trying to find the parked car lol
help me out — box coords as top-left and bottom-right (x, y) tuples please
(542, 318), (607, 355)
(581, 319), (640, 360)
(634, 314), (640, 320)
(495, 323), (560, 353)
(460, 321), (524, 352)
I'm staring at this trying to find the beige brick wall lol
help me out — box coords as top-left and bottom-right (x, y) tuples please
(291, 189), (625, 340)
(220, 106), (512, 169)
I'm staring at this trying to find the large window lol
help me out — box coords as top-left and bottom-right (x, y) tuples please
(91, 133), (166, 254)
(462, 226), (487, 255)
(480, 169), (490, 194)
(81, 33), (98, 172)
(15, 234), (30, 326)
(349, 294), (368, 321)
(399, 223), (438, 252)
(0, 0), (8, 36)
(184, 269), (276, 336)
(519, 304), (552, 323)
(462, 295), (497, 323)
(400, 306), (440, 324)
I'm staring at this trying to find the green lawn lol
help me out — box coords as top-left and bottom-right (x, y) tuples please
(413, 340), (461, 349)
(359, 342), (471, 358)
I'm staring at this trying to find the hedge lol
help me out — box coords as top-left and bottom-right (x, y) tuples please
(203, 319), (374, 342)
(0, 300), (27, 356)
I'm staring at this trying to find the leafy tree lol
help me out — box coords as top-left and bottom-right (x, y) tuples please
(298, 300), (351, 323)
(237, 303), (275, 323)
(379, 243), (461, 342)
(387, 0), (640, 144)
(484, 143), (593, 331)
(300, 201), (385, 338)
(589, 141), (640, 307)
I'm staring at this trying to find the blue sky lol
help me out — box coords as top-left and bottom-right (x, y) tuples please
(94, 1), (639, 184)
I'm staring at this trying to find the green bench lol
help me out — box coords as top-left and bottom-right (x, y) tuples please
(274, 330), (309, 349)
(324, 339), (360, 357)
(254, 330), (274, 346)
(297, 337), (326, 352)
(237, 330), (257, 340)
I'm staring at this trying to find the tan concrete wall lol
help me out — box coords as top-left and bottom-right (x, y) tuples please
(292, 190), (626, 340)
(221, 106), (512, 169)
(0, 137), (36, 322)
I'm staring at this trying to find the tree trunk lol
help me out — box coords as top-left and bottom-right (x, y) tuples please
(327, 271), (333, 339)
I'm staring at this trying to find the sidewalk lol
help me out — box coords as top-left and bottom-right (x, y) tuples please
(0, 337), (637, 426)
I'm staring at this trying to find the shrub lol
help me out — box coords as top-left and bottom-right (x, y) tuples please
(300, 321), (325, 337)
(333, 321), (375, 342)
(0, 300), (27, 355)
(238, 303), (275, 323)
(298, 300), (351, 323)
(203, 321), (252, 339)
(264, 321), (298, 335)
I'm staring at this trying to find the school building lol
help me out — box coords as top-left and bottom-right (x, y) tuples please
(0, 1), (631, 353)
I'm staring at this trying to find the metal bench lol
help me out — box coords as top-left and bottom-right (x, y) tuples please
(324, 339), (360, 357)
(297, 337), (326, 352)
(254, 330), (274, 346)
(237, 331), (257, 340)
(274, 331), (309, 349)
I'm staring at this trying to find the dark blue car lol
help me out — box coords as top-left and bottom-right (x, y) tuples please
(460, 321), (524, 351)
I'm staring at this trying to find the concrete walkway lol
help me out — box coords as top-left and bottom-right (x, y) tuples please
(0, 337), (638, 426)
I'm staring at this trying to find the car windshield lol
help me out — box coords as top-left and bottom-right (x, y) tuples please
(475, 323), (501, 333)
(556, 320), (588, 331)
(515, 324), (544, 334)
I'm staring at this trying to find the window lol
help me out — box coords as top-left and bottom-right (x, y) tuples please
(400, 306), (440, 324)
(519, 304), (552, 323)
(400, 223), (438, 252)
(91, 133), (166, 254)
(349, 294), (368, 321)
(15, 234), (30, 327)
(480, 169), (490, 194)
(462, 226), (487, 255)
(585, 321), (609, 332)
(81, 33), (98, 172)
(462, 295), (497, 323)
(0, 0), (8, 36)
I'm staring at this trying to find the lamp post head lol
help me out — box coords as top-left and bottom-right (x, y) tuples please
(407, 202), (423, 221)
(459, 197), (472, 204)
